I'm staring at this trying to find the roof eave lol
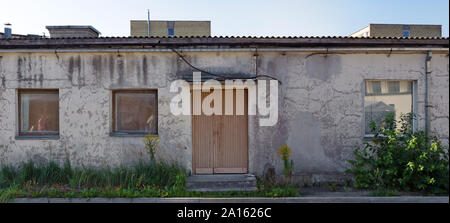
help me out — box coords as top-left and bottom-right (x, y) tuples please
(0, 36), (448, 49)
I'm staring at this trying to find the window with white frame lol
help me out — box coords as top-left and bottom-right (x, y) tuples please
(364, 80), (414, 135)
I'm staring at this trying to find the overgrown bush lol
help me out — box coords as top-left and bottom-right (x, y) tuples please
(347, 113), (449, 194)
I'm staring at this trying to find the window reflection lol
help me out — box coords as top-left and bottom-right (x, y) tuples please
(114, 91), (157, 134)
(20, 90), (59, 135)
(365, 80), (413, 134)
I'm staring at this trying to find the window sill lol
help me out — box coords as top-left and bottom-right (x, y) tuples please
(15, 135), (60, 140)
(363, 135), (376, 140)
(109, 132), (157, 137)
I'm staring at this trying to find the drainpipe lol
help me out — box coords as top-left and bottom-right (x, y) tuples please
(424, 50), (432, 138)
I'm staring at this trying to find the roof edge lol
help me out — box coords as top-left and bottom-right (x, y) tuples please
(0, 36), (448, 49)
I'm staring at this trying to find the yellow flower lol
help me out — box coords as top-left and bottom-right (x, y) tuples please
(277, 144), (292, 161)
(143, 133), (160, 160)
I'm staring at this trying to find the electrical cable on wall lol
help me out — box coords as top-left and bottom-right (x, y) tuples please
(170, 48), (282, 84)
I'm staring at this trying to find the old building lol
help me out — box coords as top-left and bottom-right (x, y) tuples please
(130, 20), (211, 37)
(0, 30), (448, 185)
(350, 24), (442, 37)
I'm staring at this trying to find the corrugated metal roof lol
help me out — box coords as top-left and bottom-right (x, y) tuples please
(1, 35), (448, 49)
(1, 35), (449, 40)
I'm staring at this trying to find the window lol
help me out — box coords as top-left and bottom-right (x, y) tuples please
(387, 81), (400, 94)
(364, 80), (414, 135)
(402, 25), (411, 38)
(366, 81), (382, 95)
(18, 89), (59, 136)
(112, 90), (158, 135)
(402, 30), (410, 37)
(168, 28), (174, 37)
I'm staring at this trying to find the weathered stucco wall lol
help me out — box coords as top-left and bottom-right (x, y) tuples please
(0, 50), (448, 184)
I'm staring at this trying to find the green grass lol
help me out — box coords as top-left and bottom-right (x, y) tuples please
(0, 184), (300, 202)
(369, 189), (400, 197)
(0, 185), (27, 202)
(0, 159), (185, 190)
(0, 160), (300, 202)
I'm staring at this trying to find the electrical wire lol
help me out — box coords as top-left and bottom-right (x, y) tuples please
(170, 48), (282, 84)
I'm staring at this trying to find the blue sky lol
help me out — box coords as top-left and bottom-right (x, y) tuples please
(1, 0), (449, 37)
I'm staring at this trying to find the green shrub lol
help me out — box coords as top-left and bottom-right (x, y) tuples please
(347, 113), (449, 194)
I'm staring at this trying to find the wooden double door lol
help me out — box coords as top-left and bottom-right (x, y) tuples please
(192, 89), (248, 174)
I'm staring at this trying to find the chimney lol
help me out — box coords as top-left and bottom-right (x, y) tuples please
(45, 25), (101, 38)
(4, 23), (12, 39)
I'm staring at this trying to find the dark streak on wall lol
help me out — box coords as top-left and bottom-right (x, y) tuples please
(109, 55), (115, 81)
(117, 56), (124, 84)
(68, 57), (74, 83)
(142, 55), (148, 85)
(17, 57), (23, 80)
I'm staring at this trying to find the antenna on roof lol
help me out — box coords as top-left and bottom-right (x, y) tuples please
(147, 9), (150, 37)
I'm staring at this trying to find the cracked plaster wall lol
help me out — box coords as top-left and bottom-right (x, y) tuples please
(0, 51), (448, 184)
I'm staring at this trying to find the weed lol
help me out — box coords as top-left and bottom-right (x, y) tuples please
(327, 183), (337, 192)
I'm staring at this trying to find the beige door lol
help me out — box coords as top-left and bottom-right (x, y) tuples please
(192, 89), (248, 174)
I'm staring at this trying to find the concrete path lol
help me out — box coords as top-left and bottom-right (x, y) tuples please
(10, 196), (449, 203)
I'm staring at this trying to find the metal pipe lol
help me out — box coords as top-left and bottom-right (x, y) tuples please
(424, 50), (432, 138)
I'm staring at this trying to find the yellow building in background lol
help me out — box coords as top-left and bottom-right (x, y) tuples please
(130, 20), (211, 37)
(350, 24), (442, 37)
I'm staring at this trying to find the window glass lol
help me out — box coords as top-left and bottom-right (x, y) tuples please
(114, 91), (157, 134)
(387, 81), (400, 94)
(365, 80), (413, 135)
(168, 28), (174, 37)
(366, 81), (382, 96)
(19, 90), (59, 135)
(402, 30), (410, 37)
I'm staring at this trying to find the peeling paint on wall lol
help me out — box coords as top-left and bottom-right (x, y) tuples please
(0, 51), (448, 185)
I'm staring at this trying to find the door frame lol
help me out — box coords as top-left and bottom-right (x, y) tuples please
(191, 86), (249, 174)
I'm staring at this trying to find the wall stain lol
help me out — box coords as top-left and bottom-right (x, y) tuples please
(117, 56), (124, 84)
(1, 75), (5, 88)
(76, 55), (84, 87)
(17, 57), (23, 80)
(142, 55), (148, 85)
(68, 57), (74, 83)
(109, 55), (115, 81)
(92, 55), (102, 85)
(136, 57), (141, 84)
(39, 56), (44, 87)
(27, 54), (32, 75)
(305, 55), (341, 81)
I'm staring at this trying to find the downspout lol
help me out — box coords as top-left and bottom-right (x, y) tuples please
(424, 50), (432, 138)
